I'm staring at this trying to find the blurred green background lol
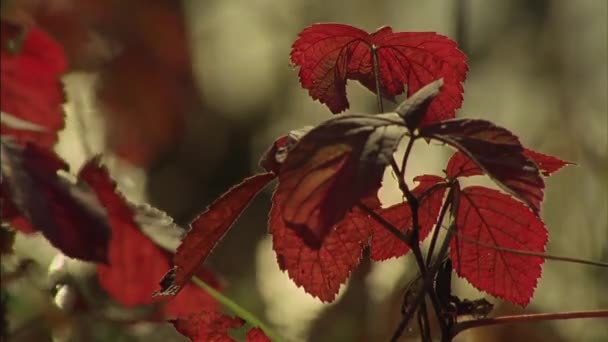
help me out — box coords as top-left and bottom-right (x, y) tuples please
(3, 0), (607, 341)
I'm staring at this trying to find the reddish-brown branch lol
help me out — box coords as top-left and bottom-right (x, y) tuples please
(451, 310), (608, 338)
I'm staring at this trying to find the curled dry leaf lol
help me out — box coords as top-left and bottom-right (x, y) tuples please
(291, 23), (467, 125)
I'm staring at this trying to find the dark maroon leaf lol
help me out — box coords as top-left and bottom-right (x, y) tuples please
(523, 148), (573, 177)
(420, 119), (544, 212)
(275, 113), (406, 248)
(0, 141), (109, 262)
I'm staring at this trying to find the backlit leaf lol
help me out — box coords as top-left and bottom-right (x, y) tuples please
(420, 119), (544, 212)
(450, 186), (548, 306)
(159, 173), (275, 296)
(270, 187), (374, 302)
(523, 148), (573, 177)
(79, 160), (169, 307)
(275, 113), (406, 248)
(291, 23), (467, 125)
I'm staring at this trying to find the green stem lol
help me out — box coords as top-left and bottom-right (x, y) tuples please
(192, 277), (283, 342)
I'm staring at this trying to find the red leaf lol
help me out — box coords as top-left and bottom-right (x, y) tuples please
(1, 142), (110, 262)
(80, 160), (170, 307)
(370, 175), (446, 260)
(163, 269), (221, 319)
(421, 119), (545, 213)
(246, 327), (271, 342)
(275, 114), (405, 248)
(447, 149), (572, 179)
(172, 311), (244, 342)
(450, 186), (548, 306)
(291, 23), (467, 125)
(523, 148), (573, 177)
(158, 173), (275, 295)
(0, 22), (66, 148)
(446, 151), (482, 178)
(270, 187), (373, 302)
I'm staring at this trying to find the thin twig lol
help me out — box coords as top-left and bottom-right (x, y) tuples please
(451, 310), (608, 338)
(445, 227), (608, 268)
(357, 203), (410, 245)
(426, 189), (454, 266)
(371, 45), (384, 112)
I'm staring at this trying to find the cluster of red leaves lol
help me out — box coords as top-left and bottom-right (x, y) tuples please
(0, 21), (270, 341)
(2, 17), (574, 340)
(160, 23), (571, 310)
(290, 23), (467, 126)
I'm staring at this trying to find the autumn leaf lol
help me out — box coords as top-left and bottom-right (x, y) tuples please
(420, 119), (545, 213)
(171, 311), (244, 342)
(162, 268), (221, 319)
(270, 185), (375, 302)
(158, 173), (275, 296)
(445, 151), (482, 179)
(0, 141), (110, 262)
(0, 22), (66, 148)
(275, 113), (406, 248)
(79, 159), (220, 314)
(78, 160), (170, 306)
(246, 327), (271, 342)
(370, 175), (447, 261)
(450, 186), (548, 306)
(523, 148), (573, 176)
(291, 23), (467, 125)
(447, 149), (572, 180)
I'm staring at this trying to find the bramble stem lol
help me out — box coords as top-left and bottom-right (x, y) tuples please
(371, 45), (384, 112)
(451, 310), (608, 338)
(357, 203), (410, 245)
(425, 188), (454, 267)
(192, 277), (283, 341)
